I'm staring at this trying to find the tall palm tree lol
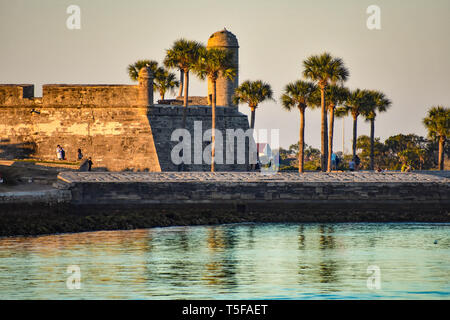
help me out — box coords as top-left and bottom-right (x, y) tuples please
(281, 80), (317, 173)
(194, 47), (236, 172)
(153, 67), (180, 100)
(423, 106), (450, 170)
(343, 89), (372, 159)
(312, 85), (349, 171)
(178, 69), (184, 97)
(232, 80), (274, 130)
(164, 39), (204, 127)
(127, 60), (159, 81)
(303, 52), (349, 171)
(362, 90), (392, 170)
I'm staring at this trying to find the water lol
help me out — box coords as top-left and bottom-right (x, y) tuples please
(0, 223), (448, 299)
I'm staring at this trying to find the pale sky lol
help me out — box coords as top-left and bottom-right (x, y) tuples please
(1, 0), (449, 150)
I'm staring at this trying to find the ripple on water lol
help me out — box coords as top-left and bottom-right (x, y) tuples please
(0, 222), (448, 299)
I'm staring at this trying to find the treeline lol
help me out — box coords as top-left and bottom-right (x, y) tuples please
(279, 133), (449, 171)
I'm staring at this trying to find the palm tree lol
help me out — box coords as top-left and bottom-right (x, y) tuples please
(312, 85), (349, 171)
(281, 80), (317, 173)
(423, 106), (450, 170)
(153, 67), (180, 100)
(342, 89), (372, 159)
(127, 60), (159, 81)
(232, 80), (274, 130)
(362, 90), (391, 170)
(303, 52), (349, 171)
(178, 69), (184, 97)
(194, 47), (236, 172)
(164, 39), (204, 127)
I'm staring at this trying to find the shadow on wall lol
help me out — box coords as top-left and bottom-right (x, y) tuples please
(0, 140), (37, 159)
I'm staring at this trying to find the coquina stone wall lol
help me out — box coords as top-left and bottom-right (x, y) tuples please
(0, 82), (252, 171)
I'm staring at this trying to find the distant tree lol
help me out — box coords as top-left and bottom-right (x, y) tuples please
(281, 80), (317, 172)
(233, 80), (273, 130)
(164, 39), (204, 127)
(127, 60), (159, 82)
(302, 53), (349, 171)
(312, 85), (349, 171)
(341, 89), (372, 158)
(194, 47), (236, 172)
(356, 135), (386, 169)
(362, 90), (391, 170)
(423, 106), (449, 170)
(153, 67), (179, 100)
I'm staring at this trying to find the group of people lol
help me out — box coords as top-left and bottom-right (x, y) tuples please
(56, 145), (66, 161)
(56, 145), (93, 171)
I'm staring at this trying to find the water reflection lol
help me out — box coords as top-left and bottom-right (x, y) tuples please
(0, 223), (449, 299)
(203, 227), (238, 288)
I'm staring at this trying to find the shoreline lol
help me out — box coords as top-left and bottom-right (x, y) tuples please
(0, 171), (449, 237)
(1, 202), (449, 238)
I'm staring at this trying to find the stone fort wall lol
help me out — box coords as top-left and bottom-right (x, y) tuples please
(0, 83), (252, 171)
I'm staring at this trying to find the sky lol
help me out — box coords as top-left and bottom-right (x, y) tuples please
(1, 0), (449, 150)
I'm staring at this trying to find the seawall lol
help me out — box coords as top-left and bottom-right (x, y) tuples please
(1, 172), (448, 237)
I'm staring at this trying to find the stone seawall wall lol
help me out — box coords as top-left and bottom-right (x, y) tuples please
(59, 172), (450, 215)
(1, 172), (448, 236)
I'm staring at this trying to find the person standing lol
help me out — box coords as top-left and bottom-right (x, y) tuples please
(77, 148), (83, 160)
(87, 157), (93, 171)
(331, 153), (337, 170)
(56, 145), (63, 160)
(349, 158), (355, 172)
(354, 155), (361, 171)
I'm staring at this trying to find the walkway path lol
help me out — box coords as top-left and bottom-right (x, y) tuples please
(58, 171), (450, 184)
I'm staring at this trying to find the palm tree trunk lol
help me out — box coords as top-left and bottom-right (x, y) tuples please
(250, 106), (257, 171)
(211, 79), (216, 172)
(320, 87), (328, 172)
(178, 69), (184, 97)
(250, 107), (256, 129)
(182, 70), (189, 129)
(370, 118), (375, 170)
(327, 106), (335, 172)
(438, 136), (445, 170)
(299, 108), (305, 173)
(352, 114), (358, 158)
(160, 89), (165, 101)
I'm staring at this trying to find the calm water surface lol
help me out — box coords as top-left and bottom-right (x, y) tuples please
(0, 223), (448, 299)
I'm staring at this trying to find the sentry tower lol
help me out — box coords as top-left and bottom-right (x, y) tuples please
(207, 28), (239, 108)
